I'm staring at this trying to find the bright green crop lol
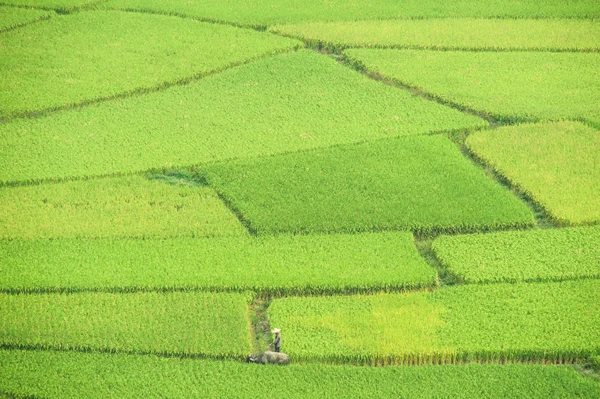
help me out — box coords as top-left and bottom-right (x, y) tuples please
(272, 19), (600, 51)
(466, 122), (600, 224)
(0, 231), (436, 293)
(433, 226), (600, 283)
(102, 0), (600, 26)
(0, 175), (247, 239)
(0, 50), (485, 184)
(344, 49), (600, 125)
(0, 10), (299, 116)
(0, 6), (53, 32)
(2, 350), (600, 399)
(269, 280), (600, 364)
(0, 292), (252, 357)
(0, 0), (100, 12)
(203, 135), (533, 235)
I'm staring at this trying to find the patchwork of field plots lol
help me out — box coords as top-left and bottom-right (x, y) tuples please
(1, 1), (599, 398)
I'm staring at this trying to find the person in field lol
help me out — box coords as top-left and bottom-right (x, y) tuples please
(271, 328), (281, 352)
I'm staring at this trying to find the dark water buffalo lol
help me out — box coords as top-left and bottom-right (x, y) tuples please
(246, 351), (290, 365)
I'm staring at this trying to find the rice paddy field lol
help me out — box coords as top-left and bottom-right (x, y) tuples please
(0, 1), (599, 398)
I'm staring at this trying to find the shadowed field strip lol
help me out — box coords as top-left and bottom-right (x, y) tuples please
(102, 0), (600, 26)
(0, 50), (486, 184)
(344, 49), (600, 125)
(271, 19), (600, 51)
(466, 122), (600, 224)
(0, 6), (53, 32)
(1, 350), (600, 399)
(0, 10), (300, 117)
(0, 175), (248, 239)
(0, 292), (252, 357)
(433, 226), (600, 284)
(270, 280), (600, 364)
(202, 135), (533, 235)
(0, 0), (100, 12)
(0, 232), (436, 293)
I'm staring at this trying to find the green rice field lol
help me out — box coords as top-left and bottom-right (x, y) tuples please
(1, 1), (598, 397)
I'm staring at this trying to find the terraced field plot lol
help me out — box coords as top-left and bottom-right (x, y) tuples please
(433, 226), (600, 283)
(270, 280), (600, 364)
(466, 121), (600, 224)
(0, 292), (252, 357)
(0, 10), (300, 116)
(0, 49), (485, 184)
(203, 135), (533, 235)
(271, 19), (600, 51)
(0, 6), (53, 32)
(2, 350), (600, 399)
(102, 0), (600, 25)
(0, 175), (247, 239)
(2, 1), (599, 397)
(345, 49), (600, 125)
(0, 232), (436, 293)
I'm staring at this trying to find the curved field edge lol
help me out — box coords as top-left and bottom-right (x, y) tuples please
(465, 122), (600, 225)
(0, 50), (486, 184)
(1, 350), (600, 399)
(0, 10), (301, 118)
(0, 6), (53, 32)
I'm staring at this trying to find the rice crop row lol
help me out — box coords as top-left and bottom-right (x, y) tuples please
(271, 19), (600, 52)
(466, 121), (600, 224)
(202, 135), (533, 236)
(0, 231), (436, 294)
(0, 292), (252, 357)
(0, 10), (300, 117)
(101, 0), (600, 26)
(1, 233), (431, 293)
(344, 49), (600, 126)
(0, 6), (53, 32)
(432, 226), (600, 284)
(0, 175), (248, 239)
(269, 280), (600, 365)
(0, 50), (485, 184)
(2, 350), (600, 399)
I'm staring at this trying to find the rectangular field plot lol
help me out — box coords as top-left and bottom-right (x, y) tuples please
(0, 10), (299, 117)
(2, 351), (600, 399)
(0, 232), (436, 293)
(433, 226), (600, 284)
(203, 135), (533, 235)
(0, 6), (53, 32)
(269, 280), (600, 364)
(271, 19), (600, 51)
(344, 49), (600, 125)
(0, 175), (248, 239)
(466, 121), (600, 224)
(0, 292), (252, 357)
(102, 0), (600, 26)
(0, 50), (485, 184)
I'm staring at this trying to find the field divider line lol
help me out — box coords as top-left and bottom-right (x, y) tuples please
(0, 12), (53, 34)
(0, 389), (41, 399)
(99, 6), (268, 32)
(0, 282), (438, 299)
(412, 235), (460, 287)
(0, 0), (108, 15)
(449, 130), (568, 229)
(0, 45), (301, 124)
(0, 343), (246, 362)
(269, 31), (600, 54)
